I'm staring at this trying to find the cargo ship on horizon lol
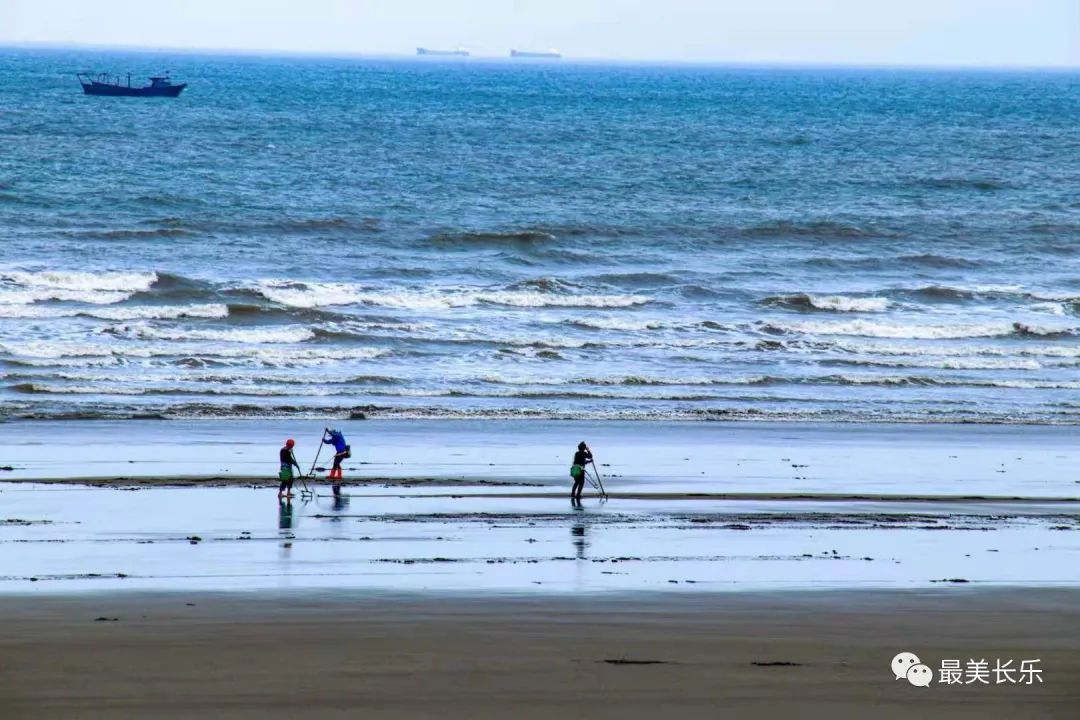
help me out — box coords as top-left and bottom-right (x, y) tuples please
(510, 49), (561, 59)
(417, 47), (470, 57)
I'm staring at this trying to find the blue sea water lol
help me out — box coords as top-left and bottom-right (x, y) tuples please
(1, 48), (1079, 423)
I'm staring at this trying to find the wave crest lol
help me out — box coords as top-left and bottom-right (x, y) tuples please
(0, 270), (159, 305)
(256, 281), (651, 310)
(763, 293), (889, 313)
(765, 319), (1079, 340)
(104, 323), (316, 344)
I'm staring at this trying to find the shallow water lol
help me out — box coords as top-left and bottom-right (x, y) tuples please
(3, 419), (1079, 498)
(2, 420), (1079, 594)
(2, 50), (1079, 424)
(1, 484), (1077, 594)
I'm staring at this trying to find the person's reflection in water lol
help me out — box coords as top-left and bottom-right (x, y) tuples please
(278, 498), (295, 530)
(571, 503), (587, 560)
(332, 491), (350, 512)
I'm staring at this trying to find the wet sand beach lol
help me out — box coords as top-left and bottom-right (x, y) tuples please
(2, 419), (1078, 716)
(5, 419), (1080, 496)
(1, 590), (1078, 719)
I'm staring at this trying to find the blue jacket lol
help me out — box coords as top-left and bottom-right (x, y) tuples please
(324, 430), (348, 453)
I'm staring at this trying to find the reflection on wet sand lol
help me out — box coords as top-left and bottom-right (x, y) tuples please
(278, 500), (295, 530)
(0, 484), (1077, 593)
(571, 522), (587, 560)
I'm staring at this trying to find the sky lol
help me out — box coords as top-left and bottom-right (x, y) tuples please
(1, 0), (1078, 67)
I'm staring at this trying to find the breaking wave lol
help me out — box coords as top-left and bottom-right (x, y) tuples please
(0, 270), (159, 305)
(764, 319), (1078, 340)
(256, 281), (651, 310)
(104, 323), (316, 344)
(762, 293), (889, 313)
(0, 304), (229, 320)
(566, 317), (665, 331)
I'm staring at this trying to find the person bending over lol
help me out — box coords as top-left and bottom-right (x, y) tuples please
(323, 428), (351, 481)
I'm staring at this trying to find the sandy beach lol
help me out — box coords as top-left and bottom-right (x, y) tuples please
(2, 419), (1078, 717)
(1, 590), (1078, 719)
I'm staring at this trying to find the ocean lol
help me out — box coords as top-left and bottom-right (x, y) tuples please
(2, 48), (1079, 424)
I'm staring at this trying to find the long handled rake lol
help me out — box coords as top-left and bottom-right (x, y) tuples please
(300, 428), (329, 500)
(586, 459), (608, 499)
(308, 428), (329, 477)
(297, 475), (313, 500)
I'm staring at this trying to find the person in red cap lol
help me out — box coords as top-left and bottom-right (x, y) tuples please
(278, 438), (301, 499)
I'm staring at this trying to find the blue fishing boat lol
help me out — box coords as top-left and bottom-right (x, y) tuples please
(77, 72), (187, 97)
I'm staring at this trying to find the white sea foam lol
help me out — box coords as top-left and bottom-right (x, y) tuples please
(796, 374), (1080, 389)
(0, 288), (136, 305)
(1030, 302), (1067, 316)
(0, 342), (145, 359)
(237, 346), (388, 362)
(1029, 291), (1080, 302)
(0, 304), (229, 320)
(347, 321), (433, 333)
(975, 284), (1025, 294)
(579, 375), (756, 386)
(806, 295), (889, 312)
(4, 270), (158, 292)
(929, 378), (1080, 390)
(256, 281), (651, 310)
(0, 270), (158, 306)
(0, 340), (387, 363)
(90, 304), (229, 321)
(107, 323), (315, 344)
(772, 319), (1077, 340)
(13, 383), (150, 396)
(12, 383), (322, 397)
(0, 356), (125, 368)
(764, 293), (889, 313)
(827, 356), (1046, 371)
(832, 340), (1080, 360)
(0, 305), (70, 318)
(256, 281), (361, 308)
(478, 374), (760, 386)
(473, 291), (650, 308)
(569, 317), (666, 331)
(72, 370), (397, 386)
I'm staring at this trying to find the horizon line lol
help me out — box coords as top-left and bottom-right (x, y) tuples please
(3, 40), (1079, 72)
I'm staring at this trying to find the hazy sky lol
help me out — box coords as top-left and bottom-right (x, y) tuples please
(2, 0), (1078, 66)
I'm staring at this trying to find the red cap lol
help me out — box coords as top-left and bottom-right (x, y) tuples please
(286, 438), (295, 447)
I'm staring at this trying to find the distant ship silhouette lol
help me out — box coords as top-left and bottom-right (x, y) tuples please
(417, 47), (470, 57)
(77, 72), (186, 97)
(510, 49), (561, 59)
